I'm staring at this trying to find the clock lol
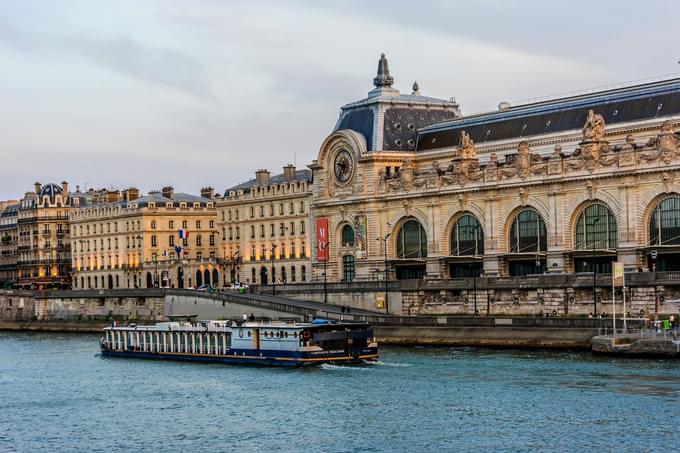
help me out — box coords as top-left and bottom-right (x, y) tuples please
(333, 149), (354, 183)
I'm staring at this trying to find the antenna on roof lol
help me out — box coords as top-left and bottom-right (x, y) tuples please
(294, 153), (296, 167)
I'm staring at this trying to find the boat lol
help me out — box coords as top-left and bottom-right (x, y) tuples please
(99, 318), (378, 366)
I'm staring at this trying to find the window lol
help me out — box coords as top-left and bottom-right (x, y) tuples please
(169, 220), (174, 229)
(235, 210), (239, 220)
(291, 266), (296, 282)
(301, 242), (306, 257)
(396, 220), (427, 259)
(196, 220), (201, 229)
(291, 243), (296, 258)
(575, 203), (617, 250)
(151, 235), (157, 247)
(151, 220), (156, 230)
(450, 214), (484, 256)
(196, 252), (202, 261)
(301, 265), (306, 282)
(229, 227), (233, 240)
(260, 225), (265, 238)
(251, 245), (256, 260)
(290, 222), (295, 235)
(182, 220), (188, 229)
(228, 210), (232, 221)
(169, 236), (175, 246)
(649, 197), (680, 246)
(509, 210), (546, 253)
(299, 202), (305, 214)
(280, 223), (286, 236)
(183, 238), (188, 247)
(259, 206), (264, 217)
(289, 202), (294, 214)
(209, 235), (215, 246)
(341, 225), (355, 247)
(343, 255), (355, 282)
(196, 235), (202, 246)
(270, 205), (274, 216)
(300, 221), (305, 234)
(270, 224), (275, 237)
(250, 226), (255, 239)
(250, 207), (255, 218)
(236, 227), (240, 240)
(209, 220), (214, 229)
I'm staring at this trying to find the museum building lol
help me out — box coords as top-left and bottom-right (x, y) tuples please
(309, 54), (680, 282)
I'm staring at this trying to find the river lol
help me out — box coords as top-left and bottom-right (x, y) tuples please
(1, 332), (678, 452)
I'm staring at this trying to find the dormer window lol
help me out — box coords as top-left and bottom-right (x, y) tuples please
(149, 202), (155, 208)
(180, 202), (187, 208)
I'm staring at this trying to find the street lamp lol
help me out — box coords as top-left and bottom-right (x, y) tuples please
(319, 241), (330, 304)
(376, 233), (391, 314)
(270, 244), (277, 296)
(469, 224), (480, 316)
(591, 217), (600, 315)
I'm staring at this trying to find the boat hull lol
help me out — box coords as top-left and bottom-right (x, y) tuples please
(99, 345), (378, 367)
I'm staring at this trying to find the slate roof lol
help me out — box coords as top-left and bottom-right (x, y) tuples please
(417, 77), (680, 151)
(225, 169), (312, 195)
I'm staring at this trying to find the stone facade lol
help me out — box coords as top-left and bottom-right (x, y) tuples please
(69, 187), (219, 290)
(217, 165), (313, 285)
(309, 55), (680, 294)
(0, 202), (19, 287)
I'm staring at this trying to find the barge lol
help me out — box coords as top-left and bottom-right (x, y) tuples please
(99, 319), (378, 366)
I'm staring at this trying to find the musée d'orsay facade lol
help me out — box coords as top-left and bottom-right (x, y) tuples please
(310, 54), (680, 283)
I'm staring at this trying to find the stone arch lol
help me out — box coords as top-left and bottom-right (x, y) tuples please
(638, 186), (680, 245)
(443, 208), (486, 256)
(335, 221), (355, 248)
(500, 200), (551, 254)
(317, 129), (368, 168)
(391, 216), (429, 260)
(640, 191), (680, 246)
(565, 190), (622, 249)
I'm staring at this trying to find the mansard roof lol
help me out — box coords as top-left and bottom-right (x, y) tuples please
(225, 169), (312, 195)
(417, 76), (680, 151)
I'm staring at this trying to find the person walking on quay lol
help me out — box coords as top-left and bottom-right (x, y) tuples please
(242, 313), (248, 323)
(249, 313), (255, 322)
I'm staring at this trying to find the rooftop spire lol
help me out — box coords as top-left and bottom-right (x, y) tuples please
(373, 53), (394, 88)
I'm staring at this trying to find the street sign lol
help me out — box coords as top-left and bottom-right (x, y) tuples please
(651, 250), (657, 259)
(613, 262), (624, 287)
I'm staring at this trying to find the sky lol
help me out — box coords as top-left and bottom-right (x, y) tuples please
(1, 0), (679, 200)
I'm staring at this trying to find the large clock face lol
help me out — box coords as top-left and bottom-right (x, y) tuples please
(333, 149), (354, 183)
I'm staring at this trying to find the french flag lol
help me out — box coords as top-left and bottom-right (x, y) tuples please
(178, 229), (190, 239)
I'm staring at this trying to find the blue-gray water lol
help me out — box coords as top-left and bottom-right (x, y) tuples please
(1, 332), (679, 452)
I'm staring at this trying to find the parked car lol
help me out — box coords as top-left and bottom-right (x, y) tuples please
(197, 284), (212, 292)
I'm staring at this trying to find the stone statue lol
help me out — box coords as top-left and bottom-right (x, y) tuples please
(500, 142), (546, 179)
(657, 120), (678, 164)
(582, 109), (606, 142)
(458, 130), (476, 159)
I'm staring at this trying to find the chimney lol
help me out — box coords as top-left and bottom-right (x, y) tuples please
(161, 186), (174, 200)
(61, 181), (69, 195)
(127, 187), (140, 202)
(106, 190), (120, 203)
(200, 187), (214, 199)
(35, 182), (42, 194)
(255, 169), (270, 186)
(283, 164), (296, 182)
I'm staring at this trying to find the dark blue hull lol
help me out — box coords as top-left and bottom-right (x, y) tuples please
(99, 346), (378, 367)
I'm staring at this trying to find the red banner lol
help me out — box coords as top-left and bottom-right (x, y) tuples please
(316, 218), (329, 261)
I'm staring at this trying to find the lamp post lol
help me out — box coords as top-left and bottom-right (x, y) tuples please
(470, 224), (480, 316)
(319, 241), (329, 304)
(270, 244), (277, 296)
(377, 233), (391, 314)
(592, 217), (600, 315)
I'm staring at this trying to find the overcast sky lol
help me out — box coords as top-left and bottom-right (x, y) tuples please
(1, 0), (679, 200)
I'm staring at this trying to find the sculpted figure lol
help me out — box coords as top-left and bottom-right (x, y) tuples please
(657, 120), (678, 164)
(582, 109), (605, 142)
(620, 135), (636, 153)
(516, 141), (532, 178)
(458, 130), (476, 159)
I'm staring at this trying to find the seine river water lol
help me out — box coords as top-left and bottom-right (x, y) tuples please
(1, 332), (679, 452)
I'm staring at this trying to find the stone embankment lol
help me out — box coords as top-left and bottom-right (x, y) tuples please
(592, 331), (680, 357)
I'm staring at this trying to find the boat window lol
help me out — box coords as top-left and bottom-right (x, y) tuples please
(247, 330), (251, 337)
(285, 331), (289, 338)
(293, 332), (298, 338)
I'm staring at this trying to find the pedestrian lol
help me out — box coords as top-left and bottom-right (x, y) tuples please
(588, 312), (593, 319)
(242, 312), (247, 322)
(249, 313), (255, 322)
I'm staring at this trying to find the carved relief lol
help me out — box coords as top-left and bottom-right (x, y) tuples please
(485, 153), (498, 182)
(565, 110), (610, 172)
(500, 141), (547, 179)
(662, 172), (674, 193)
(586, 180), (597, 199)
(639, 121), (678, 164)
(618, 135), (636, 167)
(548, 145), (563, 175)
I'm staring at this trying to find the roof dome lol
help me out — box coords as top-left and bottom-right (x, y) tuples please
(39, 183), (63, 198)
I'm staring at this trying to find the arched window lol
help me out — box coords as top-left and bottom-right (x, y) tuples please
(301, 265), (306, 282)
(396, 220), (427, 259)
(146, 272), (153, 288)
(204, 269), (210, 286)
(196, 270), (203, 287)
(450, 214), (483, 256)
(251, 268), (256, 284)
(649, 197), (680, 245)
(509, 210), (547, 253)
(575, 203), (617, 250)
(341, 225), (355, 247)
(291, 266), (296, 282)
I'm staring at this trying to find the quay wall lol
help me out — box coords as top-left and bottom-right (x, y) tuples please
(262, 272), (680, 317)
